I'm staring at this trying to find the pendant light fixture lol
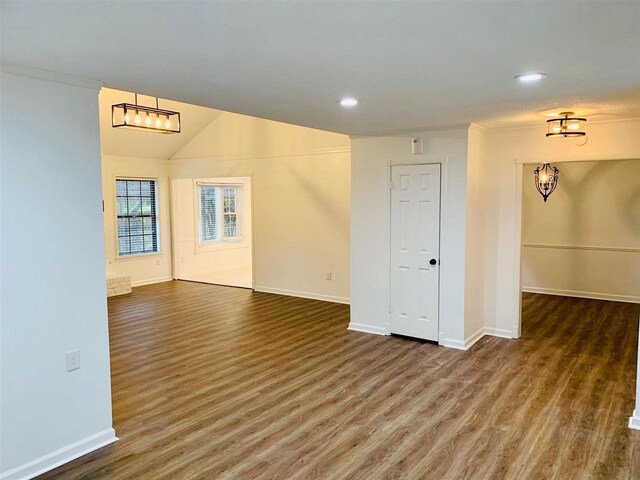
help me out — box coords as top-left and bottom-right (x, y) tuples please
(546, 112), (586, 138)
(112, 93), (181, 134)
(534, 163), (559, 202)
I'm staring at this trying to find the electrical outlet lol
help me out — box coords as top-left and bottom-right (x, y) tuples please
(66, 350), (80, 372)
(156, 258), (161, 266)
(326, 271), (332, 281)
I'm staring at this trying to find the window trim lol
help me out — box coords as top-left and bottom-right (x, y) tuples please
(194, 181), (246, 253)
(113, 176), (161, 259)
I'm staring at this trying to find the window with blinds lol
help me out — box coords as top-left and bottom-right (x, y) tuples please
(116, 179), (159, 256)
(199, 185), (240, 243)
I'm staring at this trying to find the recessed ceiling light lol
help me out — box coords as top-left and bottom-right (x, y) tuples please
(339, 97), (358, 107)
(514, 72), (548, 83)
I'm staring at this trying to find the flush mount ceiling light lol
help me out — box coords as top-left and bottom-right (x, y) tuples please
(546, 112), (587, 138)
(534, 163), (559, 203)
(339, 97), (359, 107)
(112, 93), (181, 134)
(514, 72), (548, 83)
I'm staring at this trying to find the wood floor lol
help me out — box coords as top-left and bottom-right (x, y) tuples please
(40, 282), (640, 479)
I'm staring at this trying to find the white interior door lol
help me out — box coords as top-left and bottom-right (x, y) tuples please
(390, 164), (441, 341)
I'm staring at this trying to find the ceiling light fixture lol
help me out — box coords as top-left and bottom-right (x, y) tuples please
(339, 97), (358, 107)
(534, 163), (559, 203)
(546, 112), (586, 138)
(514, 72), (548, 83)
(112, 93), (181, 134)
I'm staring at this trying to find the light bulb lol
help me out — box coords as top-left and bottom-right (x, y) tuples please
(552, 125), (561, 133)
(155, 116), (162, 128)
(124, 113), (130, 124)
(134, 111), (141, 124)
(540, 174), (548, 183)
(568, 122), (580, 130)
(164, 117), (171, 129)
(145, 113), (151, 125)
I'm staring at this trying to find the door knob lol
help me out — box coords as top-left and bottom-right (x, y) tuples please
(429, 258), (438, 266)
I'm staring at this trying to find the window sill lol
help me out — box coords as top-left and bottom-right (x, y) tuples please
(115, 252), (163, 262)
(194, 241), (247, 254)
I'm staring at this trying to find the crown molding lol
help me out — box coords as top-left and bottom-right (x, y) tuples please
(349, 123), (471, 140)
(1, 63), (103, 91)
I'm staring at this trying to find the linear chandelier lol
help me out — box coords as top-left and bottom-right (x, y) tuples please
(546, 112), (586, 138)
(112, 93), (180, 134)
(533, 163), (559, 202)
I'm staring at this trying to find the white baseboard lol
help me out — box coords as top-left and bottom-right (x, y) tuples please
(347, 322), (388, 335)
(484, 327), (514, 338)
(254, 286), (350, 305)
(629, 411), (640, 430)
(522, 286), (640, 304)
(0, 428), (118, 480)
(441, 326), (514, 351)
(131, 276), (174, 287)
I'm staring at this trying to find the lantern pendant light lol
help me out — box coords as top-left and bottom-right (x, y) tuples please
(534, 163), (559, 202)
(112, 93), (181, 134)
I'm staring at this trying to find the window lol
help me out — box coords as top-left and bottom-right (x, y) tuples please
(116, 179), (159, 256)
(199, 184), (241, 243)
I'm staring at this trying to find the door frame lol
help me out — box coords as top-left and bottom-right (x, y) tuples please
(170, 174), (255, 289)
(387, 156), (448, 344)
(512, 155), (636, 338)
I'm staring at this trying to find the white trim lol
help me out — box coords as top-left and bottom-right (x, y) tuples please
(441, 326), (515, 351)
(523, 243), (640, 254)
(440, 337), (467, 350)
(464, 327), (485, 349)
(0, 428), (117, 480)
(349, 123), (471, 139)
(131, 276), (173, 287)
(0, 63), (103, 91)
(254, 286), (350, 305)
(629, 411), (640, 430)
(522, 286), (640, 304)
(484, 327), (514, 338)
(347, 322), (388, 335)
(170, 147), (350, 162)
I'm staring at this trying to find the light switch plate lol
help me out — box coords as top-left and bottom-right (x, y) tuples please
(66, 350), (80, 371)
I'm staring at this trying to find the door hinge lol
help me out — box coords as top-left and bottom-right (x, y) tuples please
(102, 200), (105, 212)
(389, 181), (394, 190)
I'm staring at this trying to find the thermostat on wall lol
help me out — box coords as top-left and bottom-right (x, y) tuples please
(411, 137), (423, 154)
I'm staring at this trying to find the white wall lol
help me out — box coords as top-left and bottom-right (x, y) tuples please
(484, 119), (640, 337)
(0, 70), (115, 478)
(521, 159), (640, 303)
(102, 155), (173, 286)
(465, 125), (494, 339)
(170, 111), (351, 303)
(172, 177), (252, 288)
(350, 127), (470, 347)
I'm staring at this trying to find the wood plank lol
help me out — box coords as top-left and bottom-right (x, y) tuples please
(38, 282), (640, 479)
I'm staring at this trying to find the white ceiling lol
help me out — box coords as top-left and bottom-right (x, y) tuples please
(2, 1), (639, 135)
(99, 88), (222, 159)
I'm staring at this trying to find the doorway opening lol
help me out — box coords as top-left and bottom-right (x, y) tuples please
(171, 176), (253, 288)
(516, 158), (640, 337)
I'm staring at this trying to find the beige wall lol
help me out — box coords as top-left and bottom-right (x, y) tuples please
(350, 127), (471, 346)
(484, 119), (640, 336)
(170, 111), (351, 303)
(521, 159), (640, 302)
(101, 155), (173, 286)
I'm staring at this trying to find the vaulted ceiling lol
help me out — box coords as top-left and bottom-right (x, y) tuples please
(2, 1), (639, 135)
(99, 88), (222, 159)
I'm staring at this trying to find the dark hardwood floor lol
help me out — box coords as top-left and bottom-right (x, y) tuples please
(40, 282), (640, 479)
